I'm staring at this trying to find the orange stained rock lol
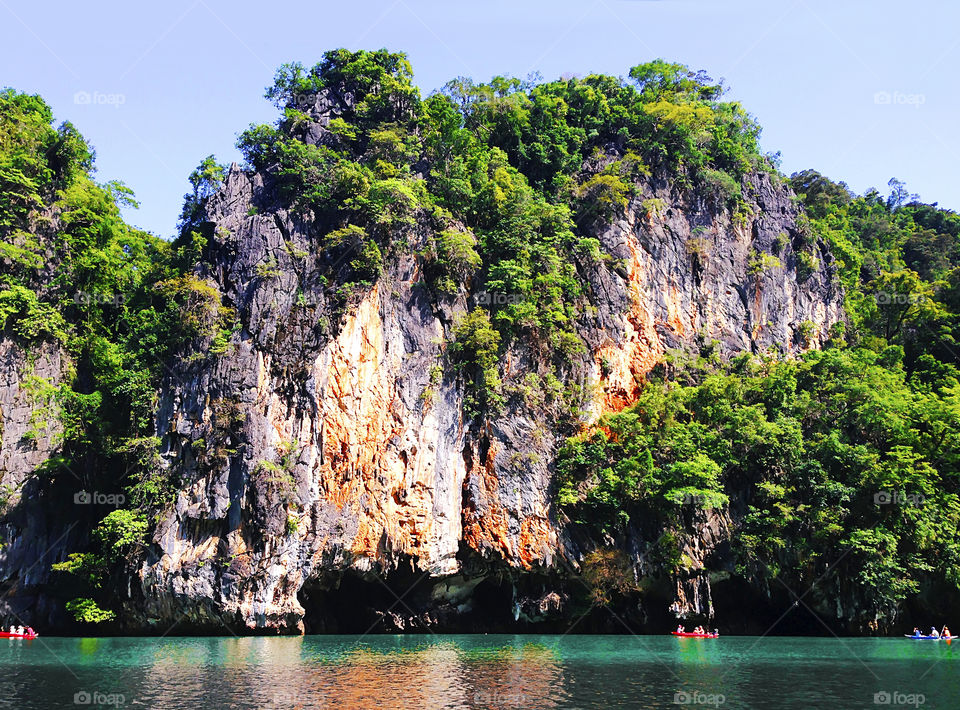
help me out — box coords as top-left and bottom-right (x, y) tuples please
(517, 516), (554, 568)
(462, 441), (509, 555)
(461, 440), (554, 569)
(299, 287), (437, 565)
(665, 284), (686, 336)
(595, 236), (665, 414)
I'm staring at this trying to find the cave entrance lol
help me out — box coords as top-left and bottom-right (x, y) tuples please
(298, 563), (543, 633)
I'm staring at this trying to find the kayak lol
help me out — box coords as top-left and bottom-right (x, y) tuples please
(672, 631), (719, 638)
(0, 632), (37, 639)
(904, 634), (956, 640)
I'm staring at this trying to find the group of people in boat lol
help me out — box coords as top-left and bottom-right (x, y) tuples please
(676, 625), (719, 636)
(3, 625), (33, 636)
(910, 626), (951, 638)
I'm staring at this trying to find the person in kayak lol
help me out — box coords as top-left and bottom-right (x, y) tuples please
(943, 626), (951, 638)
(676, 625), (685, 633)
(930, 627), (940, 638)
(911, 628), (921, 637)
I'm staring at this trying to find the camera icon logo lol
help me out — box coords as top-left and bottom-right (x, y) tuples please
(74, 690), (92, 704)
(73, 91), (92, 105)
(874, 690), (892, 705)
(874, 491), (891, 505)
(674, 691), (691, 705)
(874, 91), (892, 105)
(74, 491), (92, 505)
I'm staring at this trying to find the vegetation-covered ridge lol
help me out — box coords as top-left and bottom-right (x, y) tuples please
(215, 49), (771, 415)
(1, 49), (958, 632)
(559, 173), (960, 630)
(0, 88), (222, 623)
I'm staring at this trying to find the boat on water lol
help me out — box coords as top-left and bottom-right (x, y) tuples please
(0, 631), (37, 639)
(904, 634), (956, 640)
(672, 631), (719, 638)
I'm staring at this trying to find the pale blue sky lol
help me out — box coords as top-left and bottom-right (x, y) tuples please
(2, 0), (957, 237)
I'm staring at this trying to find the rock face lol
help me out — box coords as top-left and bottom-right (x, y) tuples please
(0, 339), (65, 487)
(128, 157), (844, 633)
(0, 338), (83, 623)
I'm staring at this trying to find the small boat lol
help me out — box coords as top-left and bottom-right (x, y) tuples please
(672, 631), (719, 638)
(904, 634), (956, 640)
(0, 631), (37, 639)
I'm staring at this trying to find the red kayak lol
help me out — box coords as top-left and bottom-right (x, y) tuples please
(0, 632), (37, 639)
(672, 631), (719, 638)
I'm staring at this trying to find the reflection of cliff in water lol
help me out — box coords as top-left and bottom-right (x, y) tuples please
(263, 640), (564, 709)
(132, 637), (564, 709)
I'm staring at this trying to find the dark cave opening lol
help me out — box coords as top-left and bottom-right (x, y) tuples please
(295, 557), (880, 636)
(297, 557), (587, 634)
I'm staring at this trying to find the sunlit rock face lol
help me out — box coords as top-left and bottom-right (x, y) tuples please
(132, 153), (842, 632)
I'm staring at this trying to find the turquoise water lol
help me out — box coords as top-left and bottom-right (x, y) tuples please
(1, 634), (957, 708)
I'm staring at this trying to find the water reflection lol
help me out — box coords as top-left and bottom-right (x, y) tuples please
(238, 638), (565, 709)
(7, 635), (960, 709)
(91, 635), (568, 709)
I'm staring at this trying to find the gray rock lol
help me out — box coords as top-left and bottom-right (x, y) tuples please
(130, 162), (843, 633)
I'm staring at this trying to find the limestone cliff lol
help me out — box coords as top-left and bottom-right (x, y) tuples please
(0, 62), (852, 634)
(127, 154), (843, 633)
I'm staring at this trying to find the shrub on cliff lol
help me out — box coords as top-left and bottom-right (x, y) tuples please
(449, 308), (503, 415)
(421, 228), (482, 294)
(266, 50), (421, 140)
(52, 510), (148, 624)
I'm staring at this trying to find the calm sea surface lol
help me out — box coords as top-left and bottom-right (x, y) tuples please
(1, 634), (956, 708)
